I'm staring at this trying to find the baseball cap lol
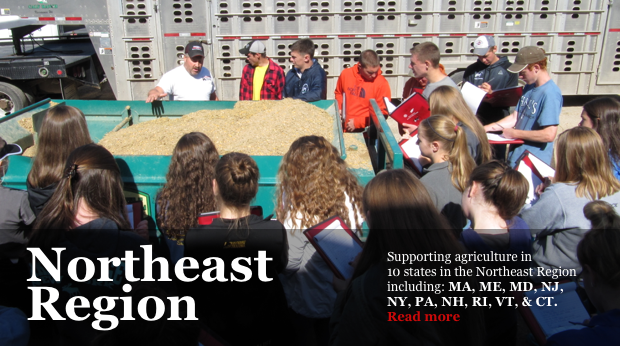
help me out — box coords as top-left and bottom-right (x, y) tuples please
(184, 41), (205, 58)
(507, 46), (547, 73)
(473, 35), (496, 56)
(239, 40), (266, 55)
(0, 137), (22, 161)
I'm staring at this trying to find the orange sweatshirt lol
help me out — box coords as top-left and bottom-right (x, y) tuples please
(335, 64), (391, 131)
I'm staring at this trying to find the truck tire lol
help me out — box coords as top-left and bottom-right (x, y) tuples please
(449, 70), (465, 88)
(0, 82), (29, 116)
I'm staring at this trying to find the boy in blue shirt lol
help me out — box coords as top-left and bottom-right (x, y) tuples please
(483, 46), (562, 166)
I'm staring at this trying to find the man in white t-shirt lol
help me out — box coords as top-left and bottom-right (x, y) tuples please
(146, 41), (218, 102)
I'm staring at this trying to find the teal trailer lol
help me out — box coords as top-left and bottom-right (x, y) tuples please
(1, 99), (402, 232)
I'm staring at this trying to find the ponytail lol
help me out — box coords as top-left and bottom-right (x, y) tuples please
(420, 115), (475, 192)
(468, 160), (529, 220)
(30, 168), (77, 248)
(30, 144), (131, 249)
(449, 124), (475, 192)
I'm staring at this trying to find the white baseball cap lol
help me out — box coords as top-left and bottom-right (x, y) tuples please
(473, 35), (496, 56)
(239, 40), (266, 55)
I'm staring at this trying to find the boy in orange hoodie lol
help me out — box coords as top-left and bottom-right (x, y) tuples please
(335, 50), (391, 132)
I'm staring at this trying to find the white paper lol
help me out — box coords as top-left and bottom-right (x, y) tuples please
(515, 153), (555, 205)
(516, 161), (541, 205)
(400, 134), (423, 173)
(487, 133), (517, 142)
(314, 220), (362, 280)
(529, 153), (556, 179)
(126, 204), (134, 229)
(461, 81), (487, 115)
(384, 96), (397, 114)
(524, 282), (589, 337)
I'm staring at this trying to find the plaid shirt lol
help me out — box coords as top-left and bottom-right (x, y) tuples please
(239, 59), (285, 100)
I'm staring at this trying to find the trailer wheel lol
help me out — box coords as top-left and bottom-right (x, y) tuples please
(0, 82), (29, 116)
(450, 70), (465, 88)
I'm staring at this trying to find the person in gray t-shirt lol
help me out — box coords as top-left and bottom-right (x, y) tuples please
(409, 42), (458, 99)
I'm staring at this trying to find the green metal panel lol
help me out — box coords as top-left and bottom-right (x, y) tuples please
(1, 99), (382, 226)
(370, 99), (404, 170)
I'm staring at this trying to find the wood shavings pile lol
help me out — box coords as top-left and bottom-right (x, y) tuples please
(18, 118), (34, 134)
(343, 133), (373, 171)
(99, 99), (336, 156)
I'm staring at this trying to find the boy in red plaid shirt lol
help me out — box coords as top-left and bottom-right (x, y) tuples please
(239, 40), (285, 100)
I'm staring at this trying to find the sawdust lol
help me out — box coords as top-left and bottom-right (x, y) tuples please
(99, 99), (336, 156)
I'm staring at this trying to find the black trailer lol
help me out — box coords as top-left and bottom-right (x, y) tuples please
(0, 25), (109, 116)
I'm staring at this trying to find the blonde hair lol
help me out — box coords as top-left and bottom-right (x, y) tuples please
(429, 85), (491, 164)
(276, 136), (363, 231)
(420, 115), (475, 192)
(554, 127), (620, 199)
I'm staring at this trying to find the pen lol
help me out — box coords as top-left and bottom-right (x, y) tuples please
(568, 321), (588, 326)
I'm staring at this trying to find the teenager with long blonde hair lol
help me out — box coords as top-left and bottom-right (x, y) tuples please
(521, 127), (620, 280)
(27, 105), (92, 216)
(275, 135), (363, 346)
(429, 85), (492, 164)
(418, 114), (475, 228)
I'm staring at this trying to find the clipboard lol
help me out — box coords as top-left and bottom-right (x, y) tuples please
(197, 206), (264, 225)
(482, 85), (523, 107)
(303, 216), (363, 280)
(398, 130), (423, 176)
(126, 201), (143, 230)
(384, 92), (430, 126)
(513, 150), (555, 205)
(513, 281), (589, 345)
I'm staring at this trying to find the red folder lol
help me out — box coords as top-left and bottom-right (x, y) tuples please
(303, 216), (363, 280)
(513, 150), (556, 204)
(386, 92), (430, 126)
(197, 206), (264, 225)
(514, 150), (555, 182)
(126, 201), (143, 229)
(482, 86), (523, 107)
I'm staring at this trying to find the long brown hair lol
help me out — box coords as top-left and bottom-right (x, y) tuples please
(157, 132), (219, 243)
(583, 97), (620, 163)
(467, 160), (528, 220)
(554, 127), (620, 200)
(27, 105), (92, 188)
(355, 169), (455, 279)
(429, 85), (492, 164)
(276, 136), (363, 231)
(30, 144), (130, 248)
(419, 115), (476, 192)
(352, 169), (485, 346)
